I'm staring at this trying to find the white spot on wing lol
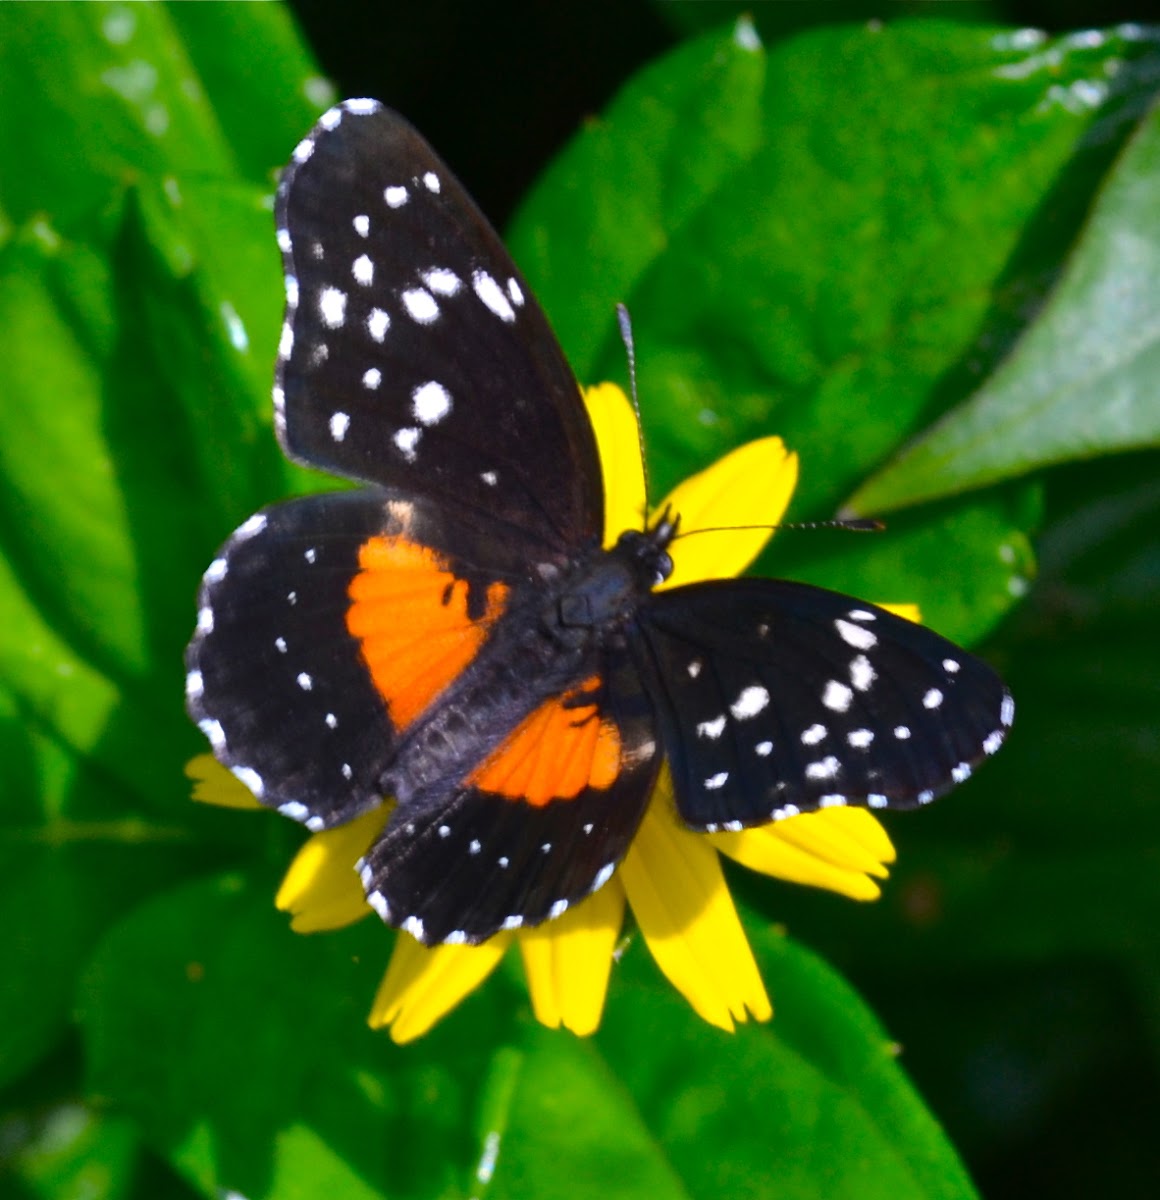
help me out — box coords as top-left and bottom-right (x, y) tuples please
(199, 718), (225, 751)
(836, 618), (878, 650)
(293, 136), (314, 163)
(318, 286), (347, 328)
(806, 756), (840, 780)
(868, 794), (888, 808)
(480, 470), (497, 486)
(197, 606), (213, 634)
(952, 762), (972, 783)
(923, 688), (944, 709)
(422, 267), (461, 295)
(508, 277), (524, 306)
(330, 411), (350, 441)
(472, 270), (516, 322)
(801, 723), (827, 745)
(1001, 693), (1015, 726)
(237, 513), (267, 539)
(592, 862), (615, 891)
(231, 765), (264, 797)
(730, 685), (770, 720)
(422, 171), (440, 193)
(847, 728), (874, 749)
(894, 725), (911, 739)
(705, 771), (729, 790)
(401, 915), (425, 940)
(185, 670), (204, 699)
(203, 558), (227, 584)
(363, 368), (381, 389)
(279, 800), (308, 821)
(549, 899), (569, 919)
(822, 680), (853, 712)
(352, 254), (374, 285)
(353, 214), (370, 237)
(384, 185), (409, 208)
(319, 107), (342, 131)
(983, 729), (1005, 755)
(412, 381), (452, 424)
(849, 655), (876, 691)
(394, 427), (421, 461)
(296, 672), (313, 690)
(401, 287), (438, 323)
(367, 308), (390, 341)
(755, 740), (773, 757)
(696, 714), (726, 740)
(818, 794), (846, 808)
(943, 658), (961, 673)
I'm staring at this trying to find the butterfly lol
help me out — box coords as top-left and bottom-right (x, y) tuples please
(185, 99), (1013, 946)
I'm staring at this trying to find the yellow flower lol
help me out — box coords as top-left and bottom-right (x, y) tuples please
(189, 383), (901, 1042)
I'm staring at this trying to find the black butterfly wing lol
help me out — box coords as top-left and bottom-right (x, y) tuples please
(275, 99), (602, 553)
(186, 489), (539, 830)
(633, 579), (1013, 829)
(357, 647), (661, 944)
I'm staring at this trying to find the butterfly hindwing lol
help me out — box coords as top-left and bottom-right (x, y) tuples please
(357, 649), (660, 944)
(186, 489), (536, 831)
(634, 579), (1014, 829)
(275, 100), (603, 552)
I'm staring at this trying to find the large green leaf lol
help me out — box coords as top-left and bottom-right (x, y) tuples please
(81, 875), (975, 1200)
(851, 93), (1160, 514)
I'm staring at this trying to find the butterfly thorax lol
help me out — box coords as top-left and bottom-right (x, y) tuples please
(379, 522), (674, 814)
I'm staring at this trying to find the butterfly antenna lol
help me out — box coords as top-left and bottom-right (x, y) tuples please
(673, 517), (885, 542)
(616, 303), (652, 516)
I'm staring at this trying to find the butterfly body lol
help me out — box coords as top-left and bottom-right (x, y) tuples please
(186, 100), (1013, 946)
(377, 523), (671, 813)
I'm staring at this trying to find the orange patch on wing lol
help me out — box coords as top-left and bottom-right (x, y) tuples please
(347, 535), (508, 730)
(469, 675), (621, 806)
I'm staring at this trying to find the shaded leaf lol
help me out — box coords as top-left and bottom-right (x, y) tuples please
(852, 93), (1160, 514)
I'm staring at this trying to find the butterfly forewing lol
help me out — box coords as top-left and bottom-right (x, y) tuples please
(634, 580), (1013, 829)
(275, 99), (603, 553)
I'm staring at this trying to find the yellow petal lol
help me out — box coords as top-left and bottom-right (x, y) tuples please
(369, 932), (512, 1043)
(584, 383), (648, 544)
(620, 787), (771, 1030)
(878, 602), (921, 624)
(185, 754), (263, 810)
(658, 439), (799, 589)
(275, 807), (388, 932)
(519, 878), (626, 1036)
(711, 808), (896, 902)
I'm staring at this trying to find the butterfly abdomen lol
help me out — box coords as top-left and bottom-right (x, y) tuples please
(379, 531), (666, 813)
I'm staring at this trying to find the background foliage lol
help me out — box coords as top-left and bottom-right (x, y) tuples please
(2, 2), (1158, 1198)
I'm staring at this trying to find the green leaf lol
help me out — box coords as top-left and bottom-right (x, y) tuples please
(0, 684), (216, 1088)
(513, 22), (1157, 523)
(1, 1102), (140, 1200)
(598, 928), (978, 1200)
(851, 94), (1160, 514)
(0, 3), (328, 238)
(81, 875), (694, 1200)
(771, 484), (1041, 647)
(507, 17), (767, 383)
(82, 872), (976, 1200)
